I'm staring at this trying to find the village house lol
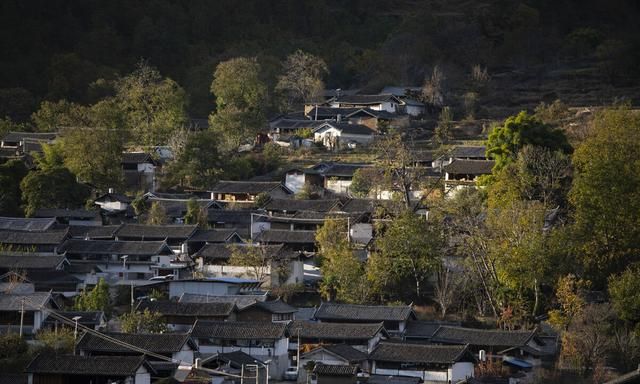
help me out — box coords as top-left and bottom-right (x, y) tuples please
(210, 181), (293, 204)
(187, 228), (244, 255)
(0, 291), (58, 335)
(67, 224), (122, 240)
(159, 277), (264, 299)
(26, 354), (154, 384)
(42, 310), (106, 331)
(443, 159), (495, 195)
(114, 223), (198, 253)
(137, 300), (237, 330)
(312, 363), (360, 384)
(32, 208), (102, 226)
(0, 131), (57, 158)
(305, 106), (400, 131)
(0, 255), (80, 294)
(312, 121), (376, 150)
(326, 94), (404, 114)
(191, 320), (290, 378)
(236, 299), (297, 323)
(283, 163), (371, 195)
(0, 216), (57, 232)
(208, 210), (258, 237)
(143, 195), (223, 224)
(369, 342), (476, 383)
(313, 302), (416, 336)
(121, 152), (158, 192)
(0, 229), (69, 254)
(299, 344), (368, 384)
(287, 320), (387, 354)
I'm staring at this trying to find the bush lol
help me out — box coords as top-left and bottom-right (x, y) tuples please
(0, 333), (28, 359)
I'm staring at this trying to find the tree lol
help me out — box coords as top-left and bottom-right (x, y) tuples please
(0, 333), (28, 359)
(434, 106), (453, 145)
(570, 107), (640, 286)
(609, 267), (640, 328)
(162, 130), (223, 189)
(120, 309), (167, 334)
(316, 218), (368, 303)
(276, 50), (328, 109)
(548, 274), (588, 332)
(74, 278), (111, 315)
(422, 65), (445, 109)
(20, 166), (90, 217)
(209, 57), (267, 152)
(31, 100), (91, 132)
(370, 212), (443, 301)
(183, 198), (208, 227)
(486, 111), (571, 173)
(116, 62), (187, 147)
(228, 243), (273, 282)
(349, 168), (373, 198)
(146, 202), (168, 225)
(434, 265), (461, 318)
(0, 160), (28, 216)
(372, 132), (420, 208)
(35, 327), (75, 353)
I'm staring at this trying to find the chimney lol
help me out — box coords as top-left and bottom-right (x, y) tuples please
(337, 114), (342, 123)
(108, 188), (114, 194)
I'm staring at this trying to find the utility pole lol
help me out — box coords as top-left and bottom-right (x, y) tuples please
(130, 283), (134, 313)
(19, 298), (24, 337)
(240, 365), (244, 384)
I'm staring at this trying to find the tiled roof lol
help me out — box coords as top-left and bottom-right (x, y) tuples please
(192, 321), (287, 340)
(194, 243), (286, 262)
(308, 344), (368, 362)
(33, 209), (99, 219)
(208, 210), (255, 226)
(0, 230), (68, 245)
(115, 224), (198, 240)
(262, 199), (341, 213)
(187, 229), (241, 243)
(405, 321), (461, 339)
(444, 159), (494, 175)
(26, 270), (79, 285)
(371, 342), (470, 364)
(59, 239), (172, 256)
(94, 192), (133, 204)
(205, 350), (263, 368)
(314, 302), (413, 322)
(121, 152), (154, 164)
(250, 299), (297, 314)
(452, 146), (486, 158)
(68, 225), (122, 239)
(178, 293), (266, 310)
(0, 217), (56, 232)
(0, 292), (52, 311)
(431, 326), (535, 347)
(145, 199), (220, 219)
(333, 94), (400, 105)
(2, 131), (57, 142)
(137, 300), (235, 317)
(26, 354), (149, 376)
(77, 332), (193, 354)
(270, 119), (325, 130)
(0, 255), (66, 270)
(288, 320), (384, 340)
(45, 310), (104, 325)
(211, 181), (287, 195)
(255, 230), (316, 244)
(313, 363), (358, 376)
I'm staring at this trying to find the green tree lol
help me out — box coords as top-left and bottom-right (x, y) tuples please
(20, 166), (90, 217)
(116, 62), (187, 147)
(120, 309), (167, 334)
(276, 50), (328, 109)
(74, 278), (111, 315)
(570, 107), (640, 286)
(0, 333), (28, 359)
(228, 243), (272, 281)
(162, 130), (223, 189)
(486, 111), (571, 172)
(146, 202), (168, 225)
(31, 100), (90, 132)
(349, 169), (373, 198)
(183, 198), (208, 227)
(209, 57), (267, 152)
(316, 218), (368, 303)
(609, 267), (640, 328)
(35, 327), (75, 353)
(370, 212), (443, 301)
(0, 160), (28, 216)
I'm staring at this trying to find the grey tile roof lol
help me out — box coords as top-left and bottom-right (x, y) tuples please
(208, 210), (255, 226)
(121, 152), (155, 164)
(77, 332), (193, 354)
(45, 310), (104, 326)
(262, 199), (341, 213)
(115, 224), (198, 240)
(178, 293), (267, 310)
(145, 198), (221, 219)
(270, 119), (325, 130)
(204, 350), (263, 368)
(0, 292), (52, 311)
(0, 255), (66, 270)
(192, 321), (287, 340)
(0, 217), (56, 232)
(431, 326), (536, 348)
(254, 230), (316, 244)
(294, 307), (316, 320)
(2, 131), (57, 142)
(444, 159), (494, 175)
(59, 239), (173, 256)
(68, 225), (122, 239)
(316, 344), (368, 362)
(0, 230), (68, 245)
(33, 209), (99, 219)
(137, 300), (236, 317)
(211, 181), (287, 195)
(188, 229), (242, 243)
(26, 354), (150, 376)
(380, 86), (422, 97)
(314, 302), (413, 322)
(194, 243), (287, 262)
(313, 363), (358, 376)
(251, 299), (297, 314)
(371, 342), (471, 364)
(288, 320), (384, 340)
(405, 321), (461, 339)
(452, 146), (487, 158)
